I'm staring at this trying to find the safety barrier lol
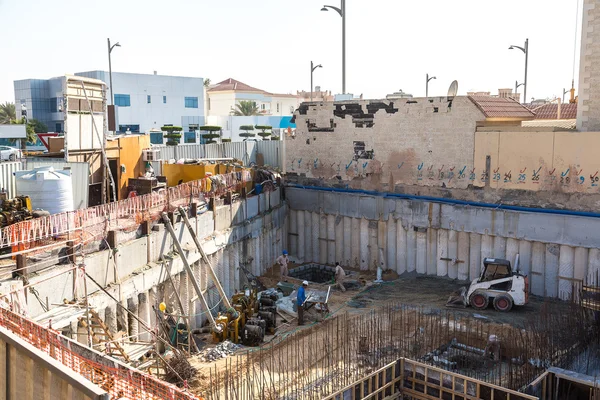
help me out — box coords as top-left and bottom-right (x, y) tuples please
(0, 306), (200, 399)
(0, 170), (252, 248)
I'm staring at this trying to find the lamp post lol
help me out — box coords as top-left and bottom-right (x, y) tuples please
(321, 0), (346, 94)
(107, 38), (121, 105)
(426, 73), (436, 98)
(311, 61), (323, 102)
(509, 38), (528, 104)
(515, 81), (524, 102)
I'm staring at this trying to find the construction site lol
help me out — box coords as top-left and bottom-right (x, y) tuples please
(2, 2), (600, 399)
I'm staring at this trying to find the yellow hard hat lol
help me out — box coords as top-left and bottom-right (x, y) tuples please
(159, 302), (167, 312)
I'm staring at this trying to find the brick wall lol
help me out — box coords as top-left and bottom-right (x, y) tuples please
(577, 0), (600, 131)
(285, 96), (485, 190)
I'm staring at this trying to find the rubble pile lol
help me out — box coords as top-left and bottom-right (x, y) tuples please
(200, 340), (242, 362)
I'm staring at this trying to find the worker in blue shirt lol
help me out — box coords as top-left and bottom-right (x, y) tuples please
(297, 280), (308, 325)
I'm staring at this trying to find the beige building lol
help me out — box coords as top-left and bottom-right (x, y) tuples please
(577, 0), (600, 131)
(297, 87), (335, 103)
(466, 88), (520, 103)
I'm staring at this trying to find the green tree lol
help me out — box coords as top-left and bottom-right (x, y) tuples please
(200, 126), (222, 144)
(239, 125), (256, 139)
(203, 78), (211, 88)
(28, 119), (48, 134)
(10, 118), (37, 144)
(0, 102), (16, 124)
(161, 126), (183, 146)
(255, 125), (272, 139)
(233, 100), (260, 116)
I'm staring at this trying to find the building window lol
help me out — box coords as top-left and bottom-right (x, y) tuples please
(55, 123), (62, 132)
(277, 103), (280, 113)
(261, 104), (266, 110)
(114, 94), (131, 107)
(118, 124), (140, 133)
(150, 132), (163, 145)
(208, 98), (211, 111)
(184, 132), (196, 143)
(147, 95), (151, 104)
(185, 97), (198, 108)
(163, 95), (167, 104)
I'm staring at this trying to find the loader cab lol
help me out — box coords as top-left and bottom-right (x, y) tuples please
(480, 258), (512, 282)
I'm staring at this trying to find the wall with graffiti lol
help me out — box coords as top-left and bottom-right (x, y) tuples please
(286, 96), (486, 190)
(474, 130), (600, 193)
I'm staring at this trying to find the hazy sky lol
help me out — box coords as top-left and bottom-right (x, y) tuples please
(0, 0), (582, 104)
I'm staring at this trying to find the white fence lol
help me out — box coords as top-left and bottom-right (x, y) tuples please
(153, 140), (281, 167)
(0, 161), (23, 198)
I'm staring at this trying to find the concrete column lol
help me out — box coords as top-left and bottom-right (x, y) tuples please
(457, 231), (470, 281)
(229, 244), (238, 295)
(406, 226), (416, 273)
(531, 242), (546, 296)
(104, 303), (118, 335)
(378, 219), (387, 268)
(138, 292), (151, 342)
(312, 212), (321, 264)
(335, 215), (344, 265)
(297, 210), (305, 262)
(480, 235), (493, 264)
(117, 299), (129, 335)
(69, 320), (78, 341)
(327, 214), (336, 264)
(343, 216), (352, 266)
(558, 245), (575, 300)
(359, 218), (369, 270)
(574, 247), (589, 283)
(253, 237), (261, 277)
(588, 249), (600, 283)
(416, 230), (427, 275)
(304, 211), (313, 263)
(545, 244), (560, 298)
(289, 209), (297, 258)
(493, 236), (507, 259)
(426, 228), (437, 276)
(518, 240), (532, 278)
(320, 214), (328, 265)
(222, 247), (231, 297)
(396, 220), (407, 275)
(179, 271), (189, 317)
(447, 230), (458, 279)
(368, 221), (378, 270)
(505, 238), (520, 267)
(469, 233), (482, 280)
(351, 217), (360, 269)
(436, 229), (448, 277)
(386, 217), (397, 272)
(148, 287), (158, 330)
(127, 296), (139, 341)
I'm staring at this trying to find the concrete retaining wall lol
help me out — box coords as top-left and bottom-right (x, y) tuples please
(286, 187), (600, 299)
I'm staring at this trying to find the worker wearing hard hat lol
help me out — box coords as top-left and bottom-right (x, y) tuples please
(297, 281), (308, 326)
(335, 262), (346, 292)
(276, 250), (290, 281)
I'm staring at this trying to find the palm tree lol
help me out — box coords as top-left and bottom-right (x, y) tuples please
(233, 100), (260, 116)
(203, 78), (211, 88)
(0, 102), (16, 124)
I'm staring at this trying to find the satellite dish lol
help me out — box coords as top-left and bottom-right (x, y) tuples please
(447, 80), (458, 100)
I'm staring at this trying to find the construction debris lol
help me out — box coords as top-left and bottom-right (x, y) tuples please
(200, 340), (242, 362)
(164, 352), (197, 387)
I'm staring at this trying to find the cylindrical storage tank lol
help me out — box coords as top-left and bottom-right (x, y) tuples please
(15, 167), (74, 214)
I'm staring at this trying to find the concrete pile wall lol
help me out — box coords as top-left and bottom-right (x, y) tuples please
(26, 189), (286, 336)
(286, 187), (600, 300)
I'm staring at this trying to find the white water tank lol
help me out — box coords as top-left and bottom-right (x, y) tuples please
(15, 167), (74, 215)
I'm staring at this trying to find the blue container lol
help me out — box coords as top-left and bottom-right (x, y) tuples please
(255, 184), (263, 195)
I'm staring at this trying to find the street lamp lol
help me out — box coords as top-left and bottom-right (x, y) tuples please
(107, 38), (121, 106)
(311, 61), (323, 102)
(321, 0), (346, 94)
(426, 73), (436, 98)
(515, 81), (524, 101)
(509, 38), (528, 104)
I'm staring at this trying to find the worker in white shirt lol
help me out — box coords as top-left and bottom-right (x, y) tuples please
(334, 262), (346, 292)
(276, 250), (289, 281)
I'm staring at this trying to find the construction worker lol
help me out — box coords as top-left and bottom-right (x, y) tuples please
(276, 250), (289, 281)
(297, 281), (308, 326)
(484, 334), (500, 361)
(335, 262), (346, 292)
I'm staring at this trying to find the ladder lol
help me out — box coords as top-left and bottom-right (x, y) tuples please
(79, 309), (130, 363)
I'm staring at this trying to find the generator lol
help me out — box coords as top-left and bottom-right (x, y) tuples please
(242, 318), (266, 346)
(0, 195), (49, 228)
(212, 308), (242, 343)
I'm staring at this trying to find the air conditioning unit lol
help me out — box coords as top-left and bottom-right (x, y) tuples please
(143, 149), (160, 162)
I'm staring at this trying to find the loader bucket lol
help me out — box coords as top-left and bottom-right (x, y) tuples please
(446, 286), (468, 308)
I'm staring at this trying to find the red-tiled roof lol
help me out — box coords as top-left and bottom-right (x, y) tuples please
(208, 78), (265, 93)
(468, 96), (535, 119)
(528, 103), (577, 119)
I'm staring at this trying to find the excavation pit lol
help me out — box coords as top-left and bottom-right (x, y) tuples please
(289, 263), (336, 284)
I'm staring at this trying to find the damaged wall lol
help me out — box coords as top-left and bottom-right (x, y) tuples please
(286, 187), (600, 300)
(287, 96), (485, 190)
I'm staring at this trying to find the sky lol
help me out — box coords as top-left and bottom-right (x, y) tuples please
(0, 0), (583, 104)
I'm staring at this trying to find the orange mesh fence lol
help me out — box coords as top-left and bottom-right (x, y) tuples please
(0, 307), (201, 399)
(0, 170), (252, 249)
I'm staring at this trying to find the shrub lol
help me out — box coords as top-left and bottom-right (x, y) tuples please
(255, 125), (272, 138)
(222, 138), (232, 143)
(161, 126), (182, 146)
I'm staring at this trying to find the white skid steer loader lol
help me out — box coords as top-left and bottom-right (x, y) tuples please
(446, 255), (529, 312)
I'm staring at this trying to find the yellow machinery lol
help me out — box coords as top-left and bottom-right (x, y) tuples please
(0, 195), (35, 227)
(231, 288), (258, 326)
(212, 308), (242, 343)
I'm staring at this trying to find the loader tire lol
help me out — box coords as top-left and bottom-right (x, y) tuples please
(493, 294), (513, 312)
(469, 292), (489, 310)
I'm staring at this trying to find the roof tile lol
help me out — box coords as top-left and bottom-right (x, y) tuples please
(468, 96), (535, 119)
(527, 103), (577, 119)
